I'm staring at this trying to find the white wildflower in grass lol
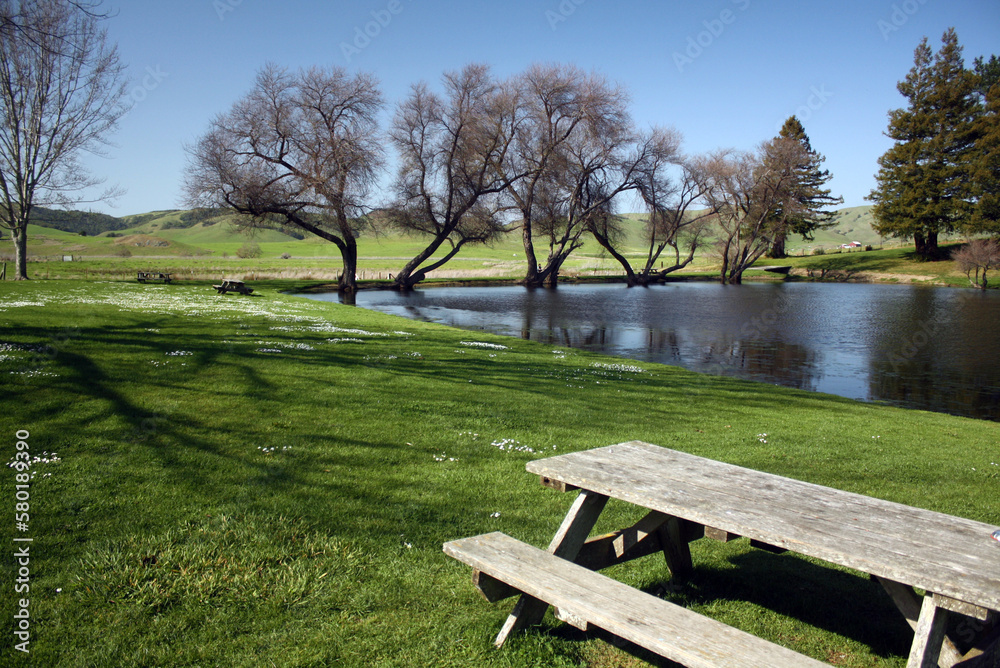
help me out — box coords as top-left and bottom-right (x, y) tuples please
(757, 433), (768, 443)
(9, 369), (58, 378)
(491, 438), (538, 454)
(490, 512), (501, 518)
(165, 350), (193, 357)
(6, 451), (61, 468)
(591, 362), (644, 373)
(326, 338), (365, 344)
(0, 300), (47, 309)
(432, 452), (457, 462)
(257, 348), (283, 354)
(460, 341), (509, 350)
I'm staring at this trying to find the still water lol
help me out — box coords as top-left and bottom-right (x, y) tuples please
(305, 282), (1000, 421)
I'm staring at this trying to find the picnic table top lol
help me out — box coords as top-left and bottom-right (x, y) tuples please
(526, 441), (1000, 614)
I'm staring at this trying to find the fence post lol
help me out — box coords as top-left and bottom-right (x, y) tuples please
(1, 262), (5, 280)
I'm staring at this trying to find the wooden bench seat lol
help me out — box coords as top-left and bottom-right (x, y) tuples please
(213, 280), (253, 295)
(444, 532), (827, 668)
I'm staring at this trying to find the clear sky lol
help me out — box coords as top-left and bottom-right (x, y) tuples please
(82, 0), (999, 216)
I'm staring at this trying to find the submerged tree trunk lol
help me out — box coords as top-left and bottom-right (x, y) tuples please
(338, 240), (358, 293)
(521, 216), (542, 287)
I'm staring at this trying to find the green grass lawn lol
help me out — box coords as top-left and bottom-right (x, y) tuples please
(1, 280), (998, 666)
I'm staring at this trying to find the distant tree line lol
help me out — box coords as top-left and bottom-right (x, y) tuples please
(27, 206), (126, 235)
(185, 62), (842, 290)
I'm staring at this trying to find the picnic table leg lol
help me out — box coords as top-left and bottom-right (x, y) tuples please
(494, 489), (609, 647)
(657, 515), (694, 580)
(875, 577), (964, 667)
(907, 594), (950, 668)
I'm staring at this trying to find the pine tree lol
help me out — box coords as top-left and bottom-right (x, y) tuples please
(766, 116), (842, 258)
(969, 79), (1000, 235)
(868, 29), (979, 259)
(973, 55), (1000, 99)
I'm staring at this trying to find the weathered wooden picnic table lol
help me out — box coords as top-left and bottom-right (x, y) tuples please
(137, 271), (172, 283)
(213, 279), (253, 295)
(445, 441), (1000, 667)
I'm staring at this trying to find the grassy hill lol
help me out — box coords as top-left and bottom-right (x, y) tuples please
(2, 204), (982, 286)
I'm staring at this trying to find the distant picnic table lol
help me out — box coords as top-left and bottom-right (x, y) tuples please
(213, 279), (253, 295)
(445, 441), (1000, 667)
(137, 271), (172, 283)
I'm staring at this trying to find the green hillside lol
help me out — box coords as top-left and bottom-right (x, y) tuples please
(7, 203), (977, 285)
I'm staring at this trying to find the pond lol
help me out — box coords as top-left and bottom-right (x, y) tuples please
(303, 282), (1000, 421)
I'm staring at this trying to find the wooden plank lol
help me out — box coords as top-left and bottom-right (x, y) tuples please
(749, 539), (788, 554)
(934, 594), (990, 621)
(473, 570), (517, 603)
(908, 595), (950, 668)
(538, 475), (578, 492)
(575, 512), (669, 571)
(494, 489), (608, 647)
(445, 532), (827, 668)
(705, 526), (740, 542)
(526, 442), (1000, 612)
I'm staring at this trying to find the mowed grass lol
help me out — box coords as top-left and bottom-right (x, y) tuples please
(1, 280), (998, 667)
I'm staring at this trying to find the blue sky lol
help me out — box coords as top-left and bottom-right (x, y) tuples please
(84, 0), (999, 216)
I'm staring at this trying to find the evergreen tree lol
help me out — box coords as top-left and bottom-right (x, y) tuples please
(868, 29), (979, 259)
(766, 116), (842, 258)
(973, 55), (1000, 99)
(969, 79), (1000, 235)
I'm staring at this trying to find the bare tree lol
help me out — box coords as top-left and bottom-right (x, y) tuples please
(587, 131), (715, 286)
(497, 65), (613, 287)
(1, 1), (113, 54)
(184, 64), (384, 293)
(501, 66), (646, 287)
(0, 0), (127, 280)
(701, 139), (808, 285)
(386, 64), (523, 290)
(953, 238), (1000, 289)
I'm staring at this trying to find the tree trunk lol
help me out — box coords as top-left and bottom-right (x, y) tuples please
(521, 216), (541, 287)
(542, 260), (561, 288)
(767, 233), (787, 259)
(926, 230), (939, 258)
(338, 239), (358, 293)
(12, 226), (29, 280)
(914, 231), (927, 258)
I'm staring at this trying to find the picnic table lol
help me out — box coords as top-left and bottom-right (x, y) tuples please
(213, 279), (253, 295)
(137, 271), (172, 283)
(445, 441), (1000, 667)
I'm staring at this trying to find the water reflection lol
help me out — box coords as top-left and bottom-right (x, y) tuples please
(302, 282), (1000, 421)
